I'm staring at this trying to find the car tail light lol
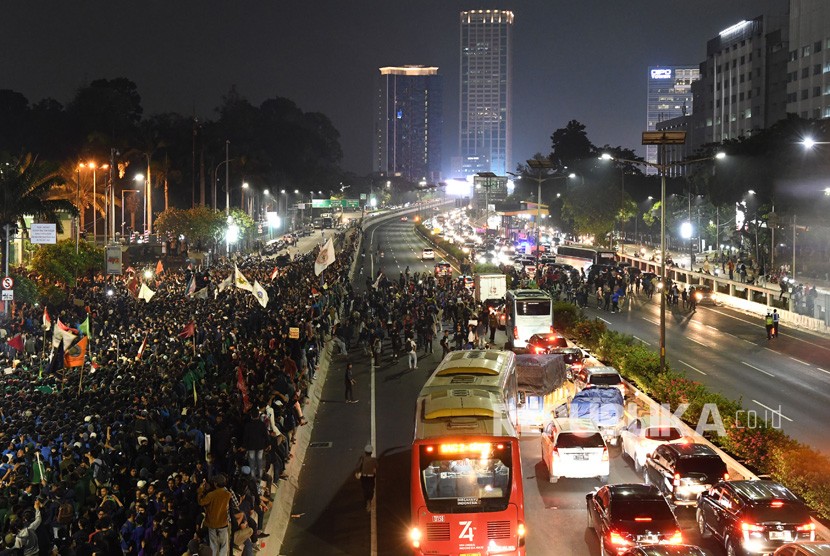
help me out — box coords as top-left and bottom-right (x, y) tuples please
(634, 517), (652, 522)
(741, 522), (764, 533)
(666, 530), (683, 544)
(517, 521), (527, 546)
(723, 472), (730, 481)
(551, 447), (559, 458)
(796, 523), (816, 532)
(609, 531), (631, 547)
(550, 325), (555, 333)
(534, 347), (545, 354)
(602, 447), (608, 462)
(673, 473), (680, 487)
(409, 527), (422, 548)
(513, 326), (518, 339)
(770, 500), (784, 508)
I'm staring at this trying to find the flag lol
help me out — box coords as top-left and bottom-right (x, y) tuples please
(270, 266), (279, 280)
(126, 275), (140, 298)
(45, 343), (64, 375)
(78, 316), (91, 338)
(234, 264), (253, 292)
(251, 280), (269, 308)
(52, 321), (77, 350)
(185, 275), (196, 296)
(178, 322), (195, 339)
(193, 287), (209, 300)
(42, 308), (51, 331)
(57, 318), (78, 335)
(217, 273), (233, 293)
(373, 272), (384, 289)
(310, 287), (320, 297)
(138, 283), (156, 303)
(236, 367), (251, 413)
(192, 380), (198, 405)
(7, 334), (23, 353)
(155, 260), (164, 274)
(135, 334), (148, 361)
(314, 238), (335, 276)
(64, 337), (88, 368)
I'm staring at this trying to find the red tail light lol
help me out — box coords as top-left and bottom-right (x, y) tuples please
(608, 531), (631, 546)
(551, 447), (559, 458)
(601, 447), (608, 462)
(550, 325), (555, 333)
(513, 326), (518, 339)
(634, 517), (652, 522)
(533, 347), (545, 354)
(741, 522), (764, 533)
(723, 472), (730, 481)
(796, 523), (816, 532)
(673, 473), (680, 487)
(666, 530), (683, 544)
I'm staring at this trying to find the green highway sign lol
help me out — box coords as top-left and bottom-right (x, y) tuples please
(311, 198), (361, 209)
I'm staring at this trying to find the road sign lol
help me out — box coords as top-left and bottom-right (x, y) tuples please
(30, 223), (57, 244)
(1, 277), (13, 290)
(360, 193), (367, 200)
(1, 290), (12, 301)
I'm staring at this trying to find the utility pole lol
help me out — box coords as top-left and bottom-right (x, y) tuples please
(3, 223), (9, 315)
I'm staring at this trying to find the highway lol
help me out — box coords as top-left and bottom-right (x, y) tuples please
(280, 216), (823, 555)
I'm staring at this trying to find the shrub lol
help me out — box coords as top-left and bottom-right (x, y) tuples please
(572, 318), (606, 351)
(719, 420), (793, 472)
(768, 443), (830, 520)
(552, 301), (581, 335)
(595, 330), (634, 366)
(617, 344), (662, 391)
(474, 263), (501, 274)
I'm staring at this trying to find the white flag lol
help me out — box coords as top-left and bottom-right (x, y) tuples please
(234, 264), (254, 292)
(217, 273), (233, 293)
(314, 238), (336, 276)
(193, 287), (209, 300)
(138, 283), (156, 303)
(51, 325), (77, 350)
(251, 280), (269, 308)
(373, 272), (384, 289)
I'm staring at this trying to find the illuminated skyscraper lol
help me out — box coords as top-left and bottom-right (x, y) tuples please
(459, 9), (513, 177)
(645, 66), (700, 174)
(373, 65), (443, 183)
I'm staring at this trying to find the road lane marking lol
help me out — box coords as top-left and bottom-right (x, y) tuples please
(764, 348), (777, 354)
(706, 324), (718, 330)
(642, 317), (660, 325)
(741, 361), (775, 377)
(679, 360), (707, 375)
(598, 318), (611, 325)
(790, 357), (811, 366)
(633, 336), (650, 346)
(751, 399), (793, 422)
(816, 367), (830, 375)
(686, 337), (708, 347)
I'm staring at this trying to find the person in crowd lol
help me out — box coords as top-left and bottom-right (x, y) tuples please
(355, 444), (378, 513)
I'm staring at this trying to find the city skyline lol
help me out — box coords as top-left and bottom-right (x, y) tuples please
(1, 1), (789, 178)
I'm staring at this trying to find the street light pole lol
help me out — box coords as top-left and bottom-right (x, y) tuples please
(225, 140), (230, 218)
(121, 189), (140, 238)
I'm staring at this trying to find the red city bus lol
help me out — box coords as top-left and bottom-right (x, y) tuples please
(410, 388), (526, 555)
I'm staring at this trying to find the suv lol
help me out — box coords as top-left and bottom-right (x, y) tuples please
(697, 480), (815, 555)
(540, 418), (609, 483)
(574, 366), (625, 398)
(774, 542), (830, 555)
(644, 443), (727, 506)
(587, 484), (683, 554)
(421, 248), (435, 260)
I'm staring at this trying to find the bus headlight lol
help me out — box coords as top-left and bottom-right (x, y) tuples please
(409, 527), (422, 548)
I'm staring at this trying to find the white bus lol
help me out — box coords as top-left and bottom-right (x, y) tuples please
(505, 289), (554, 348)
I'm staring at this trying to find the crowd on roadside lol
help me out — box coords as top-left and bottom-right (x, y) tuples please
(0, 227), (359, 556)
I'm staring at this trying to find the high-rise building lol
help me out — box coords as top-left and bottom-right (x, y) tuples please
(459, 9), (513, 177)
(645, 66), (700, 174)
(786, 0), (830, 119)
(690, 14), (789, 151)
(373, 65), (443, 183)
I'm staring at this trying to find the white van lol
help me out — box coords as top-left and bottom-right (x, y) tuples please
(505, 289), (553, 348)
(540, 418), (609, 483)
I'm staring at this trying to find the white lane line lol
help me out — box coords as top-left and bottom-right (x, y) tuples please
(633, 336), (651, 346)
(687, 337), (708, 347)
(764, 348), (777, 354)
(751, 399), (793, 422)
(817, 367), (830, 375)
(598, 318), (611, 325)
(741, 361), (775, 377)
(706, 324), (718, 330)
(790, 357), (811, 366)
(643, 317), (660, 326)
(679, 360), (707, 375)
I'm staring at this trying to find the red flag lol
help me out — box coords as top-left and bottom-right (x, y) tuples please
(57, 318), (79, 335)
(177, 322), (195, 339)
(135, 334), (148, 361)
(42, 308), (51, 330)
(7, 334), (23, 353)
(311, 287), (320, 297)
(155, 260), (164, 275)
(236, 367), (251, 413)
(270, 266), (279, 280)
(126, 276), (140, 298)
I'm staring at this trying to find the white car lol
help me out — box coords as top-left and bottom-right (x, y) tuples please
(421, 248), (435, 260)
(619, 416), (689, 472)
(540, 418), (609, 483)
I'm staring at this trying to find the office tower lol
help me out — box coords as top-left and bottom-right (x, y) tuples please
(690, 14), (789, 151)
(646, 66), (700, 174)
(786, 0), (830, 119)
(459, 9), (513, 177)
(373, 66), (443, 183)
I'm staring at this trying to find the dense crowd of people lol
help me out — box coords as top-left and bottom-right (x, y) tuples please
(0, 227), (359, 556)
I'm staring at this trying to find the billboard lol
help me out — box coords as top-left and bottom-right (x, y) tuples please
(106, 246), (123, 275)
(30, 223), (57, 244)
(311, 199), (360, 209)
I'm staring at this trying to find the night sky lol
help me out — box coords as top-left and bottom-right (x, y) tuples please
(3, 0), (788, 176)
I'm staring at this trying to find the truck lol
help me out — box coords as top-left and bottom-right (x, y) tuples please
(474, 273), (507, 306)
(558, 387), (625, 446)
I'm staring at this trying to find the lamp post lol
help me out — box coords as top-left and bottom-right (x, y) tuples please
(241, 182), (249, 215)
(600, 153), (627, 248)
(121, 189), (140, 239)
(80, 162), (109, 245)
(224, 140), (230, 218)
(602, 133), (724, 372)
(518, 161), (575, 255)
(75, 164), (81, 253)
(134, 174), (147, 235)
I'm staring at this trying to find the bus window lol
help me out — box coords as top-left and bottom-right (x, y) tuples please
(517, 300), (551, 316)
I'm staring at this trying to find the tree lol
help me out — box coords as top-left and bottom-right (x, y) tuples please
(550, 120), (597, 166)
(0, 153), (76, 272)
(154, 206), (227, 252)
(561, 180), (618, 245)
(30, 239), (103, 287)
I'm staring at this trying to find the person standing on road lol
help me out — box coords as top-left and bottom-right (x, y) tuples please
(345, 363), (357, 403)
(765, 311), (774, 340)
(772, 309), (780, 338)
(198, 474), (231, 556)
(407, 336), (418, 369)
(355, 444), (379, 513)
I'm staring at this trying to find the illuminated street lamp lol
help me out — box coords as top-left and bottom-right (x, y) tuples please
(79, 162), (109, 245)
(134, 174), (147, 235)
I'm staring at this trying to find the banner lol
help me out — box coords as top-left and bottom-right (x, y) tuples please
(314, 238), (335, 276)
(106, 246), (123, 275)
(64, 337), (88, 368)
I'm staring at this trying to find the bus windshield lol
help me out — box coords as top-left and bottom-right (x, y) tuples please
(418, 444), (513, 513)
(516, 299), (551, 316)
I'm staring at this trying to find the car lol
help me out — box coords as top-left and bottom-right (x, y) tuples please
(421, 248), (435, 260)
(526, 332), (568, 354)
(538, 253), (556, 265)
(774, 541), (830, 555)
(692, 286), (718, 305)
(433, 262), (452, 278)
(460, 275), (474, 290)
(644, 443), (727, 506)
(620, 546), (708, 556)
(574, 366), (626, 398)
(587, 484), (684, 555)
(619, 417), (689, 472)
(550, 346), (585, 380)
(540, 418), (609, 483)
(697, 480), (816, 555)
(400, 216), (408, 221)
